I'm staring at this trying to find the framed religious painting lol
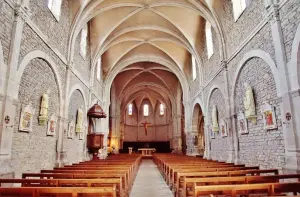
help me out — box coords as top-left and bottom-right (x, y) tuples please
(237, 111), (248, 134)
(67, 120), (75, 139)
(79, 126), (86, 140)
(46, 114), (57, 136)
(208, 125), (215, 139)
(220, 119), (228, 137)
(19, 104), (35, 132)
(261, 103), (277, 130)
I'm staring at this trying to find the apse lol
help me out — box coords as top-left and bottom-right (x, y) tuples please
(108, 62), (183, 153)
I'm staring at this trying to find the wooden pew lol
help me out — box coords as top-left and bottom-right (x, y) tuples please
(192, 182), (300, 197)
(0, 178), (124, 197)
(168, 166), (259, 186)
(22, 173), (129, 195)
(174, 169), (279, 195)
(182, 174), (300, 197)
(0, 187), (116, 197)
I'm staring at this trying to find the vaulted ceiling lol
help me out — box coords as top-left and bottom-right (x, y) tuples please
(70, 0), (224, 113)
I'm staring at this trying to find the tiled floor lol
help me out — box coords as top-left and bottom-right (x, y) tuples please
(130, 159), (174, 197)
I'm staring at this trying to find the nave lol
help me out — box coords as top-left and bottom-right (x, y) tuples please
(130, 159), (173, 197)
(0, 153), (300, 197)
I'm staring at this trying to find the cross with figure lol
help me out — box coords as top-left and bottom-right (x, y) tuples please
(141, 121), (151, 135)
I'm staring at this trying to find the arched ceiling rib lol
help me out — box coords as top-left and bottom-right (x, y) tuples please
(69, 0), (227, 82)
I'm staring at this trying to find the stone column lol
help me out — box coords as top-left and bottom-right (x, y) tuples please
(56, 63), (72, 166)
(183, 101), (194, 155)
(0, 3), (27, 177)
(266, 1), (299, 170)
(222, 62), (235, 163)
(110, 115), (120, 153)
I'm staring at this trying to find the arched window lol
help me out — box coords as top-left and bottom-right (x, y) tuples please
(48, 0), (62, 21)
(144, 104), (149, 117)
(205, 22), (214, 58)
(192, 56), (197, 81)
(232, 0), (247, 21)
(80, 25), (88, 59)
(128, 104), (133, 116)
(159, 104), (164, 116)
(96, 57), (102, 81)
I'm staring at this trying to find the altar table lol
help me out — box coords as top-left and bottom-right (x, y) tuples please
(138, 148), (156, 157)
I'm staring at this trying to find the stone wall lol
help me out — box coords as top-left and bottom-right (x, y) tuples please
(0, 1), (14, 64)
(280, 0), (300, 62)
(220, 0), (265, 56)
(64, 89), (86, 164)
(29, 0), (70, 57)
(208, 89), (229, 162)
(234, 57), (285, 169)
(123, 100), (171, 142)
(12, 58), (59, 177)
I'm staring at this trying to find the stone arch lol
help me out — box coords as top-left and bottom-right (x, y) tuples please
(192, 96), (206, 117)
(68, 84), (88, 112)
(103, 56), (190, 110)
(206, 85), (225, 113)
(0, 41), (5, 94)
(230, 50), (280, 113)
(231, 51), (285, 169)
(191, 103), (205, 156)
(16, 50), (64, 117)
(290, 24), (300, 91)
(206, 85), (228, 161)
(0, 40), (3, 67)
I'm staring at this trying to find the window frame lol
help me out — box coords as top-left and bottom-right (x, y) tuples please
(128, 104), (133, 116)
(205, 22), (214, 59)
(96, 57), (102, 81)
(143, 104), (149, 117)
(159, 103), (164, 116)
(48, 0), (62, 22)
(232, 0), (248, 21)
(192, 56), (197, 81)
(80, 26), (88, 59)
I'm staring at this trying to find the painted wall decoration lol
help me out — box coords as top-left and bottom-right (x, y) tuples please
(46, 114), (57, 136)
(19, 104), (35, 132)
(220, 119), (228, 137)
(237, 111), (248, 134)
(261, 103), (277, 130)
(68, 120), (75, 139)
(212, 105), (219, 132)
(79, 126), (86, 140)
(208, 125), (215, 139)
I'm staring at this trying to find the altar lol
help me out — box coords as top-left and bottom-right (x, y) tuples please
(138, 148), (156, 158)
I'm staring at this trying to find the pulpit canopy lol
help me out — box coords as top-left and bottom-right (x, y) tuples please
(87, 104), (107, 118)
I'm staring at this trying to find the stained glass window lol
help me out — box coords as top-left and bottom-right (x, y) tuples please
(144, 104), (149, 116)
(128, 104), (133, 115)
(160, 104), (164, 115)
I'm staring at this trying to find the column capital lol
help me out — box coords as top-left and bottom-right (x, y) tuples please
(265, 1), (280, 24)
(14, 4), (31, 23)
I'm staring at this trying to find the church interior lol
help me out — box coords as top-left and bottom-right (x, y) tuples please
(1, 0), (300, 196)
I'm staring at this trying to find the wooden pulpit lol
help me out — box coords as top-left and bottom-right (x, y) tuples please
(87, 133), (104, 160)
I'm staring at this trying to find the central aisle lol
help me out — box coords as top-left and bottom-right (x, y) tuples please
(130, 159), (173, 197)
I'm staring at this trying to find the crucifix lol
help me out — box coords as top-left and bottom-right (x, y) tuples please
(141, 121), (151, 135)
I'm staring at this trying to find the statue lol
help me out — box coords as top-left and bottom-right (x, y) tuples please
(212, 105), (219, 132)
(243, 83), (257, 123)
(39, 91), (50, 125)
(76, 106), (83, 133)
